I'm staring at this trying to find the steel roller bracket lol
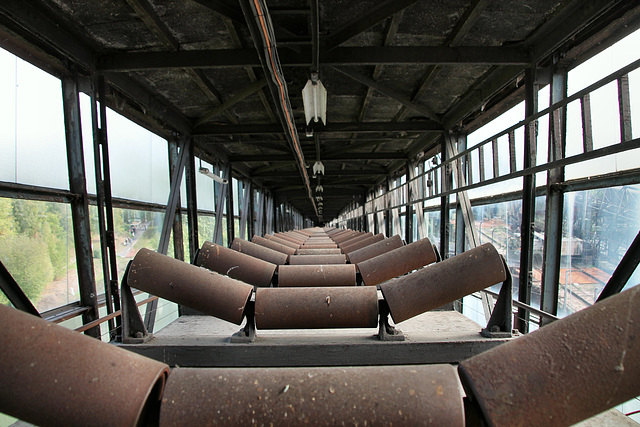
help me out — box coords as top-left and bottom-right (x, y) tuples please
(376, 299), (405, 341)
(480, 256), (514, 338)
(121, 261), (152, 344)
(230, 299), (256, 343)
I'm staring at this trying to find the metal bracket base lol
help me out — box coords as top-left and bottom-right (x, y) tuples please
(121, 262), (153, 344)
(376, 300), (405, 341)
(230, 301), (256, 343)
(481, 256), (513, 339)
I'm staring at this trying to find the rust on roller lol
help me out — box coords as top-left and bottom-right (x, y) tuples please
(278, 264), (356, 287)
(230, 237), (288, 265)
(295, 248), (342, 255)
(160, 365), (464, 426)
(347, 235), (404, 264)
(358, 237), (437, 287)
(380, 243), (506, 323)
(458, 285), (640, 427)
(265, 234), (301, 249)
(197, 241), (276, 287)
(301, 243), (338, 249)
(288, 254), (347, 265)
(255, 286), (378, 329)
(341, 233), (385, 255)
(274, 233), (305, 244)
(332, 231), (361, 244)
(129, 248), (253, 324)
(251, 235), (296, 255)
(0, 304), (169, 427)
(338, 232), (373, 248)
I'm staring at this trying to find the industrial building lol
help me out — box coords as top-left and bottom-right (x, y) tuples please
(0, 0), (639, 425)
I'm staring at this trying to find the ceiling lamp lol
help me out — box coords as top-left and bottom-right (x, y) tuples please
(312, 161), (324, 176)
(316, 185), (323, 193)
(302, 73), (327, 125)
(199, 167), (228, 184)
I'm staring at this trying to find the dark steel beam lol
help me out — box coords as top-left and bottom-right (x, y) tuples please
(195, 78), (268, 126)
(193, 121), (441, 135)
(331, 66), (441, 124)
(62, 76), (100, 338)
(0, 260), (40, 317)
(230, 152), (407, 162)
(597, 230), (640, 302)
(255, 170), (388, 178)
(96, 46), (531, 71)
(184, 139), (198, 262)
(322, 0), (419, 51)
(124, 0), (180, 51)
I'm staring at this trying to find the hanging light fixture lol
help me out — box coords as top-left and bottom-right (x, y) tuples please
(199, 167), (228, 184)
(302, 73), (327, 125)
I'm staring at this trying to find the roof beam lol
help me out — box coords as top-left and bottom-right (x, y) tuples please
(96, 46), (531, 71)
(124, 0), (179, 51)
(331, 66), (442, 124)
(322, 0), (419, 51)
(230, 152), (407, 162)
(194, 78), (268, 126)
(194, 121), (442, 135)
(255, 170), (388, 178)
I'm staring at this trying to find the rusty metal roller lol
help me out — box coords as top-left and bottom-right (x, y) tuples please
(0, 304), (169, 427)
(275, 233), (306, 244)
(288, 254), (347, 265)
(129, 248), (253, 324)
(265, 234), (301, 249)
(357, 237), (437, 287)
(459, 285), (640, 427)
(380, 243), (505, 323)
(197, 241), (277, 287)
(159, 365), (464, 426)
(341, 233), (385, 255)
(339, 231), (373, 248)
(255, 286), (378, 329)
(251, 235), (296, 255)
(295, 248), (342, 255)
(278, 264), (356, 287)
(333, 231), (361, 244)
(230, 237), (288, 265)
(301, 243), (338, 249)
(347, 235), (404, 264)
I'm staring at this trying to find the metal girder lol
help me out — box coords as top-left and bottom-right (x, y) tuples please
(322, 0), (420, 51)
(124, 0), (180, 51)
(193, 121), (441, 135)
(229, 152), (407, 162)
(256, 170), (387, 178)
(0, 260), (40, 317)
(195, 78), (268, 126)
(96, 46), (531, 71)
(331, 66), (441, 124)
(62, 77), (100, 338)
(597, 231), (640, 302)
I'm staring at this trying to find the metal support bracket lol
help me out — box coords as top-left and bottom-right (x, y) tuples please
(231, 300), (256, 343)
(376, 299), (405, 341)
(121, 262), (152, 344)
(481, 256), (513, 338)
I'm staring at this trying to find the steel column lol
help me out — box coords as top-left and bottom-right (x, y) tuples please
(405, 162), (413, 243)
(517, 66), (538, 333)
(440, 137), (451, 259)
(213, 162), (230, 245)
(184, 138), (198, 262)
(168, 141), (185, 262)
(540, 63), (566, 321)
(226, 171), (236, 245)
(62, 76), (100, 338)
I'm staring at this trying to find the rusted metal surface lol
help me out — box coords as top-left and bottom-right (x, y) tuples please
(129, 248), (253, 324)
(341, 233), (385, 255)
(0, 304), (169, 427)
(458, 285), (640, 427)
(230, 237), (288, 265)
(278, 264), (357, 287)
(275, 233), (306, 244)
(160, 365), (464, 426)
(358, 237), (437, 287)
(300, 243), (339, 249)
(295, 248), (343, 255)
(265, 234), (301, 249)
(332, 231), (361, 243)
(251, 235), (296, 255)
(197, 241), (277, 287)
(347, 235), (404, 264)
(288, 254), (347, 265)
(255, 286), (378, 328)
(380, 243), (506, 323)
(338, 231), (373, 248)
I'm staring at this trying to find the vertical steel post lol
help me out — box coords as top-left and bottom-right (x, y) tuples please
(168, 141), (185, 262)
(213, 162), (230, 245)
(62, 76), (100, 338)
(540, 63), (566, 322)
(405, 162), (413, 243)
(440, 137), (451, 259)
(184, 139), (198, 262)
(517, 66), (538, 333)
(248, 182), (256, 238)
(455, 134), (467, 255)
(90, 75), (117, 339)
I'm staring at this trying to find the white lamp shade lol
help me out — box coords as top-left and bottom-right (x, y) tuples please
(302, 79), (327, 125)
